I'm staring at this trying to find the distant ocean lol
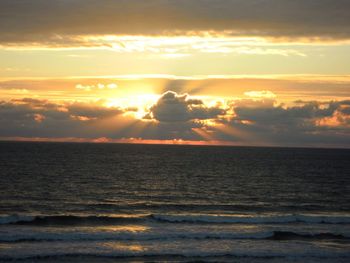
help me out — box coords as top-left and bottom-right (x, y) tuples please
(0, 142), (349, 262)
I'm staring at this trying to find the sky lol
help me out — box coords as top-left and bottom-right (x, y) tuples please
(0, 0), (349, 148)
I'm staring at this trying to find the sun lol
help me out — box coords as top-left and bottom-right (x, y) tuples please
(105, 93), (160, 120)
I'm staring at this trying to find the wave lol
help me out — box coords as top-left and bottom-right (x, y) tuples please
(1, 213), (350, 226)
(270, 231), (347, 240)
(150, 214), (350, 224)
(0, 214), (35, 224)
(84, 201), (345, 213)
(1, 231), (348, 243)
(0, 214), (146, 226)
(85, 202), (273, 212)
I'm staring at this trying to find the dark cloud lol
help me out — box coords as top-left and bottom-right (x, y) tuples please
(233, 100), (348, 124)
(0, 96), (349, 147)
(148, 91), (225, 122)
(339, 105), (350, 115)
(233, 100), (337, 125)
(67, 102), (123, 119)
(0, 0), (349, 45)
(1, 98), (125, 121)
(217, 99), (350, 147)
(0, 98), (127, 137)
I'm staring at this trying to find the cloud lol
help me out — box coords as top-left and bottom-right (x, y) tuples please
(75, 83), (118, 91)
(217, 99), (350, 146)
(67, 102), (124, 120)
(0, 95), (349, 148)
(147, 91), (225, 122)
(0, 0), (349, 46)
(0, 98), (129, 137)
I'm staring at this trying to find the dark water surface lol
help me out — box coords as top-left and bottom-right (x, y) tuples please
(0, 142), (349, 262)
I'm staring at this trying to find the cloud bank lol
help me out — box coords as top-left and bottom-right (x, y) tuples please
(1, 92), (349, 148)
(1, 0), (349, 46)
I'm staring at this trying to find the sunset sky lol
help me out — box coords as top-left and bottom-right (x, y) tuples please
(1, 0), (349, 148)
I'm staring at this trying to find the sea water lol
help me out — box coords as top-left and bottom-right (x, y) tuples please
(0, 142), (349, 262)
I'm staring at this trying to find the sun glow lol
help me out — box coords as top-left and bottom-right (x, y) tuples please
(105, 93), (160, 120)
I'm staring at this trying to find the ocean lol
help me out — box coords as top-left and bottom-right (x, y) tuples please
(0, 142), (349, 262)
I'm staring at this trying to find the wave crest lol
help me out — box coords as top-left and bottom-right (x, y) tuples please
(1, 213), (350, 226)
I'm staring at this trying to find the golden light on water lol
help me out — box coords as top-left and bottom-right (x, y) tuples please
(103, 243), (144, 252)
(97, 225), (149, 233)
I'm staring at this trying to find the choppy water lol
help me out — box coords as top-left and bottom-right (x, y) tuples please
(0, 142), (349, 262)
